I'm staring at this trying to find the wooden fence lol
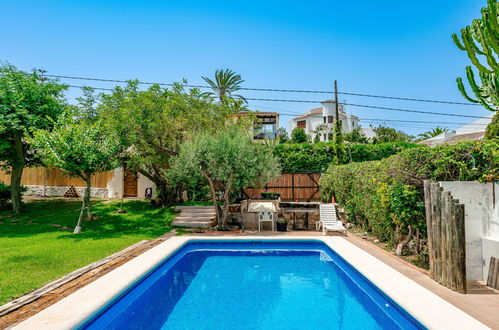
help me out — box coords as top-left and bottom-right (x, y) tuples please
(243, 173), (321, 202)
(0, 167), (115, 188)
(424, 180), (467, 293)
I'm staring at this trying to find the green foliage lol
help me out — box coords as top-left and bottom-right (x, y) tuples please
(172, 125), (281, 227)
(99, 82), (237, 205)
(485, 110), (499, 139)
(0, 63), (67, 213)
(277, 127), (289, 142)
(344, 127), (370, 143)
(30, 113), (121, 181)
(0, 182), (11, 208)
(332, 119), (344, 164)
(372, 125), (414, 143)
(417, 127), (449, 140)
(0, 183), (26, 209)
(290, 127), (309, 143)
(273, 142), (419, 172)
(202, 69), (246, 103)
(453, 0), (499, 111)
(320, 140), (498, 249)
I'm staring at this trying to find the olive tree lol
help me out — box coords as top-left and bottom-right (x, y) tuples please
(171, 124), (281, 228)
(30, 113), (120, 233)
(0, 64), (67, 213)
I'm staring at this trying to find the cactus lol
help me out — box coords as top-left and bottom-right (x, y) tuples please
(452, 0), (499, 111)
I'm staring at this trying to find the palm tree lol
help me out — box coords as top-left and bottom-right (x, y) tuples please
(202, 69), (246, 103)
(417, 127), (449, 140)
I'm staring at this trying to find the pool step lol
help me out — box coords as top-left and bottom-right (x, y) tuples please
(173, 206), (217, 228)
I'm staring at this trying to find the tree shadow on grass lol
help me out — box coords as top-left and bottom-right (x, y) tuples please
(0, 199), (176, 240)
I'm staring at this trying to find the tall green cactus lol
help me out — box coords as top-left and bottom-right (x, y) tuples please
(452, 0), (499, 111)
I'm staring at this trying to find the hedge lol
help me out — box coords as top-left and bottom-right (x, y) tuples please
(319, 140), (498, 258)
(274, 142), (419, 173)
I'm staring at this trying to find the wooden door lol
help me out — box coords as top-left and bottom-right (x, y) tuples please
(123, 170), (138, 197)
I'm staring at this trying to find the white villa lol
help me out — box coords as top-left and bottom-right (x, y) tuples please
(289, 100), (373, 141)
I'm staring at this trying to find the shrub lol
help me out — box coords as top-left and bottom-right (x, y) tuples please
(273, 142), (419, 172)
(0, 183), (11, 209)
(320, 140), (498, 256)
(0, 183), (27, 209)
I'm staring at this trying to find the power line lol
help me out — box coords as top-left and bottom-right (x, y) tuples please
(64, 84), (484, 120)
(46, 73), (480, 106)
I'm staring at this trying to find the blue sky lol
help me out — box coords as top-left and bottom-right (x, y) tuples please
(0, 0), (490, 135)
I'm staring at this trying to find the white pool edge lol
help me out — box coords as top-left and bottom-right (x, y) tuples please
(13, 236), (489, 330)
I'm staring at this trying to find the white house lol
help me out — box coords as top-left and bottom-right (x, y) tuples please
(289, 100), (363, 142)
(419, 113), (493, 147)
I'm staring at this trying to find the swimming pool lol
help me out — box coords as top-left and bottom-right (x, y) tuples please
(78, 240), (422, 329)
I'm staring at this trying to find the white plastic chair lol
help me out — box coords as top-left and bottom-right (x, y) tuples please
(317, 204), (346, 236)
(258, 211), (275, 231)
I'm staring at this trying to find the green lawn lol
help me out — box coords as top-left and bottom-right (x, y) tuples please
(0, 199), (177, 305)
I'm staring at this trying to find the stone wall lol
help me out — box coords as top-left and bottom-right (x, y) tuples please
(24, 185), (109, 199)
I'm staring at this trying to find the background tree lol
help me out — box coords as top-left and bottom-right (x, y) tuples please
(277, 127), (289, 142)
(452, 0), (498, 137)
(0, 64), (67, 213)
(290, 127), (309, 143)
(30, 113), (120, 233)
(417, 127), (449, 140)
(172, 125), (281, 228)
(100, 82), (236, 206)
(344, 127), (370, 143)
(332, 119), (344, 164)
(372, 126), (413, 144)
(202, 69), (246, 104)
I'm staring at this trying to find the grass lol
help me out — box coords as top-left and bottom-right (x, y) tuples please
(0, 198), (178, 305)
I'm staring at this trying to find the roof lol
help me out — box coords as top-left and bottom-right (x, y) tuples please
(419, 131), (485, 146)
(234, 111), (279, 118)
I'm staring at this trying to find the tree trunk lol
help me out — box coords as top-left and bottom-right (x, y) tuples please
(220, 176), (233, 229)
(10, 132), (25, 214)
(203, 172), (220, 226)
(85, 176), (92, 220)
(396, 225), (413, 256)
(138, 168), (180, 207)
(74, 174), (92, 234)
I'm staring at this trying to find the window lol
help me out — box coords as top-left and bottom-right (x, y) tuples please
(328, 133), (333, 140)
(297, 120), (306, 129)
(323, 134), (327, 140)
(352, 121), (355, 128)
(328, 116), (334, 123)
(323, 117), (326, 123)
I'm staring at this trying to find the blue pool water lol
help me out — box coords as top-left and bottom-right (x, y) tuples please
(79, 240), (423, 329)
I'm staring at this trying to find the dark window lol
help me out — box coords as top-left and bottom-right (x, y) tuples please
(323, 117), (326, 123)
(328, 133), (333, 140)
(297, 120), (306, 129)
(328, 116), (334, 123)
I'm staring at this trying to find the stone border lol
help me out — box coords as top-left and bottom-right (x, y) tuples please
(13, 236), (489, 330)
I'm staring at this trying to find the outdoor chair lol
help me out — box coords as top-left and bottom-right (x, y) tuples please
(317, 204), (347, 236)
(258, 211), (275, 231)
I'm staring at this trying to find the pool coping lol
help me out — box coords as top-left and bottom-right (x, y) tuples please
(13, 236), (489, 330)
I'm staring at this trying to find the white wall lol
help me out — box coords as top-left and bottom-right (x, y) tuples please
(439, 181), (499, 282)
(106, 167), (157, 199)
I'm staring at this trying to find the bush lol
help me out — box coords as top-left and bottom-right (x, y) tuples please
(319, 140), (498, 255)
(273, 142), (419, 172)
(0, 183), (10, 209)
(0, 183), (27, 209)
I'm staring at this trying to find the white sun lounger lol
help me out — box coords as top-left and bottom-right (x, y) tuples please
(317, 204), (347, 236)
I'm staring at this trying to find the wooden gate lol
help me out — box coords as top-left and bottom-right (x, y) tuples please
(243, 173), (321, 202)
(424, 180), (467, 293)
(123, 170), (138, 197)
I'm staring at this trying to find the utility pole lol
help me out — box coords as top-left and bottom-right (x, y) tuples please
(334, 80), (339, 122)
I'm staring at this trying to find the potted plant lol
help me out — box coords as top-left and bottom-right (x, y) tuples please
(276, 219), (287, 232)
